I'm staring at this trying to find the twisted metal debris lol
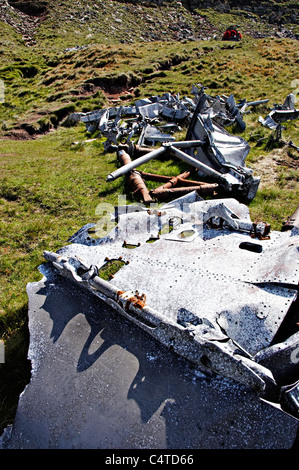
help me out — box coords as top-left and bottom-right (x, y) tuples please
(68, 86), (267, 202)
(44, 193), (299, 419)
(41, 87), (299, 425)
(259, 93), (299, 130)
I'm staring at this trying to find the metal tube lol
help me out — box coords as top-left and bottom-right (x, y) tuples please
(139, 171), (174, 182)
(117, 149), (154, 204)
(172, 140), (206, 149)
(245, 99), (270, 107)
(134, 145), (158, 157)
(139, 166), (204, 185)
(43, 251), (171, 328)
(129, 172), (154, 204)
(176, 178), (210, 187)
(106, 145), (166, 182)
(151, 184), (218, 200)
(139, 169), (197, 183)
(282, 203), (299, 231)
(152, 170), (193, 191)
(169, 145), (226, 182)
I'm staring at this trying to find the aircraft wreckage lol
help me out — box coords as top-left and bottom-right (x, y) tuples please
(43, 192), (299, 422)
(259, 93), (299, 130)
(3, 87), (298, 449)
(41, 87), (299, 429)
(68, 86), (268, 203)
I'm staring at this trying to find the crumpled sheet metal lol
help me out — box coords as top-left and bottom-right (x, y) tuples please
(259, 93), (299, 129)
(185, 114), (259, 201)
(187, 113), (250, 169)
(192, 90), (246, 130)
(259, 110), (299, 130)
(44, 193), (299, 412)
(191, 86), (269, 130)
(2, 271), (298, 449)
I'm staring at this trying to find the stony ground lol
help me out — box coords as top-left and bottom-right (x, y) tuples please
(0, 0), (298, 47)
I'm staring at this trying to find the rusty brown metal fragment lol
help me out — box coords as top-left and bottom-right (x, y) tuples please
(117, 149), (154, 204)
(139, 169), (198, 186)
(143, 167), (218, 200)
(282, 203), (299, 231)
(134, 144), (158, 157)
(117, 145), (218, 203)
(150, 184), (218, 201)
(151, 171), (202, 192)
(139, 171), (176, 183)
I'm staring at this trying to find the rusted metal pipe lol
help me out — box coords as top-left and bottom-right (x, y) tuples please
(139, 169), (197, 183)
(175, 177), (211, 187)
(282, 203), (299, 231)
(117, 149), (154, 204)
(117, 148), (132, 167)
(151, 171), (214, 192)
(129, 172), (154, 204)
(107, 145), (167, 182)
(134, 145), (158, 157)
(169, 145), (227, 183)
(139, 169), (215, 190)
(150, 184), (218, 200)
(139, 171), (174, 183)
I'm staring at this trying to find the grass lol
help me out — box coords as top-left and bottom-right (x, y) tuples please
(0, 125), (125, 431)
(1, 29), (298, 133)
(0, 127), (119, 321)
(0, 1), (299, 438)
(0, 108), (298, 328)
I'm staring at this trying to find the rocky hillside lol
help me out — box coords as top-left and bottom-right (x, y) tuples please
(0, 0), (298, 140)
(0, 0), (298, 48)
(188, 0), (298, 26)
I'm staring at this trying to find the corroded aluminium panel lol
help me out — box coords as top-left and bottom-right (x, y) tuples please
(2, 272), (298, 449)
(55, 196), (299, 357)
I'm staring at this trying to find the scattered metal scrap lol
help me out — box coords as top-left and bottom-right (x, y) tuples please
(190, 87), (269, 131)
(106, 119), (260, 203)
(69, 85), (268, 144)
(69, 91), (194, 150)
(259, 93), (299, 130)
(67, 86), (270, 202)
(117, 146), (218, 202)
(44, 193), (299, 419)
